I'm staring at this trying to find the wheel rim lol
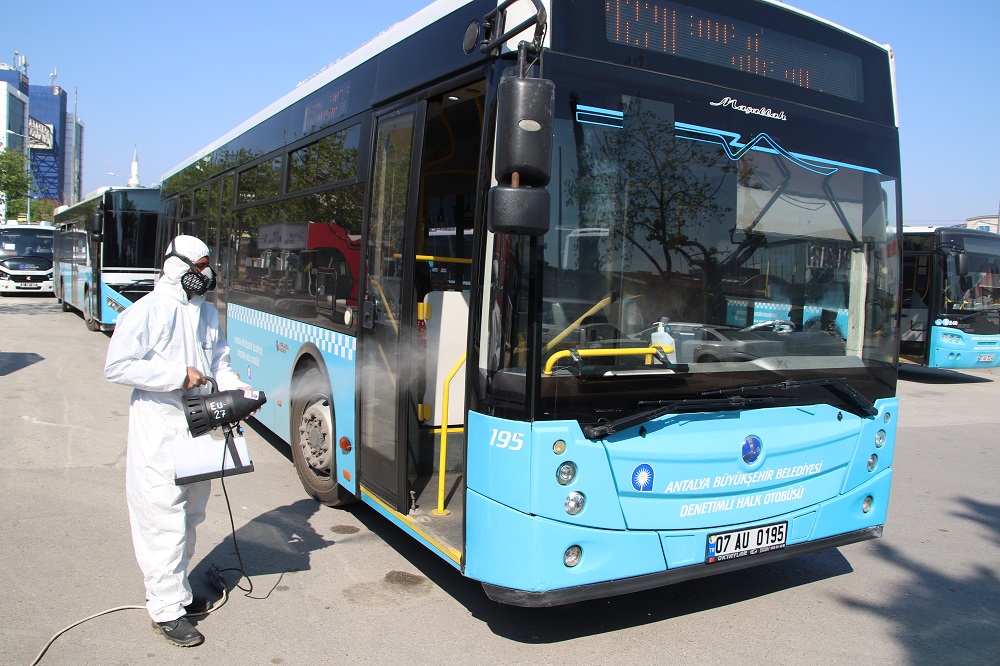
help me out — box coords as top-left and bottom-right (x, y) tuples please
(298, 393), (334, 475)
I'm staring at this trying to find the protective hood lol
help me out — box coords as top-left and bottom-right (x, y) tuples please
(158, 235), (210, 300)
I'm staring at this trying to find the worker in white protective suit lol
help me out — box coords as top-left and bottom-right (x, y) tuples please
(105, 235), (249, 648)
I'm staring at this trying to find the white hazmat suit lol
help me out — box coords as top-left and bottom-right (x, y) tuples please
(105, 235), (246, 623)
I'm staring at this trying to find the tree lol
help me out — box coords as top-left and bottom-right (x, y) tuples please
(29, 198), (58, 222)
(0, 148), (32, 217)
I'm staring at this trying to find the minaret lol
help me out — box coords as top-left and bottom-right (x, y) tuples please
(127, 143), (141, 187)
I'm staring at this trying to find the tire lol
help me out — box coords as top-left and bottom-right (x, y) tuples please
(83, 290), (100, 332)
(290, 365), (355, 506)
(60, 282), (71, 311)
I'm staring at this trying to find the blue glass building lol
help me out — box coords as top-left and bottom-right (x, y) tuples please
(27, 84), (68, 203)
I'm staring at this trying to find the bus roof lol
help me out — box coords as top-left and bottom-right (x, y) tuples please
(161, 0), (897, 182)
(1, 221), (54, 229)
(161, 0), (475, 182)
(760, 0), (892, 53)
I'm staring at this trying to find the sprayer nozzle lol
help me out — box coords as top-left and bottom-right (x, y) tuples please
(183, 386), (267, 436)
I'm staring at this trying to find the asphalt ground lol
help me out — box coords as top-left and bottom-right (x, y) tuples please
(2, 293), (998, 665)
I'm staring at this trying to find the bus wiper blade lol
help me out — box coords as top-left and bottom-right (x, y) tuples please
(582, 396), (790, 439)
(118, 278), (156, 291)
(956, 309), (999, 321)
(703, 377), (878, 417)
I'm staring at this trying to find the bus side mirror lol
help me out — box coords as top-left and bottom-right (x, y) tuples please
(90, 212), (103, 241)
(956, 251), (969, 276)
(487, 76), (554, 236)
(488, 185), (549, 235)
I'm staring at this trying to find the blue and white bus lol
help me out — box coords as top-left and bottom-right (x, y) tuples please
(159, 0), (901, 605)
(53, 187), (160, 331)
(902, 226), (1000, 368)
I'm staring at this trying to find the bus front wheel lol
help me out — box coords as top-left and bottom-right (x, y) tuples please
(83, 290), (100, 332)
(290, 366), (354, 507)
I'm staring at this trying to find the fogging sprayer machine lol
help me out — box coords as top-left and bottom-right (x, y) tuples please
(174, 377), (267, 485)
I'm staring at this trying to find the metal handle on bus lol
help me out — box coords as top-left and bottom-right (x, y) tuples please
(480, 0), (547, 56)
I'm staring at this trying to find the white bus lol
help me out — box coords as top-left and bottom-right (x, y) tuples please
(0, 221), (54, 296)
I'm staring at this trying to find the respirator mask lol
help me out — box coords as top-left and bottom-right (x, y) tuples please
(166, 251), (217, 295)
(183, 377), (267, 436)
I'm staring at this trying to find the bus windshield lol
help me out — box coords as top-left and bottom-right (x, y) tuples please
(488, 55), (900, 416)
(0, 227), (54, 260)
(941, 232), (1000, 313)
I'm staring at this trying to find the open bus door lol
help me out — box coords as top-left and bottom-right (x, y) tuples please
(358, 81), (484, 562)
(359, 103), (426, 513)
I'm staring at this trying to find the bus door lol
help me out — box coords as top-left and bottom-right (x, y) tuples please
(359, 103), (426, 512)
(359, 81), (484, 558)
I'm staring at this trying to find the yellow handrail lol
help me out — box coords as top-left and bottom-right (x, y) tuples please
(392, 253), (473, 265)
(433, 352), (467, 516)
(543, 293), (615, 352)
(543, 345), (674, 375)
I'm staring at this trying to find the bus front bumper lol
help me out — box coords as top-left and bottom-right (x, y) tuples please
(482, 525), (882, 607)
(0, 277), (53, 293)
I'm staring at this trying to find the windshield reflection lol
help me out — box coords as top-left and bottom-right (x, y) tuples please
(540, 94), (898, 376)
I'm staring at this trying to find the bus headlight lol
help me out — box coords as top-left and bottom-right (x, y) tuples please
(565, 491), (585, 515)
(875, 430), (886, 448)
(867, 454), (878, 472)
(564, 545), (582, 567)
(862, 495), (873, 513)
(106, 297), (125, 313)
(552, 439), (566, 455)
(556, 461), (577, 485)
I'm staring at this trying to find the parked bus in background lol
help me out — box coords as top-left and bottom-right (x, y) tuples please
(158, 0), (901, 605)
(901, 226), (1000, 368)
(0, 221), (55, 296)
(53, 187), (160, 331)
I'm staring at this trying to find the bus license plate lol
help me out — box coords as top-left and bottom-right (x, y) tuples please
(707, 522), (787, 563)
(978, 354), (995, 363)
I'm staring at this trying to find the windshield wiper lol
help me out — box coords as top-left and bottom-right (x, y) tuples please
(118, 278), (156, 292)
(703, 377), (877, 417)
(582, 395), (791, 439)
(956, 308), (1000, 321)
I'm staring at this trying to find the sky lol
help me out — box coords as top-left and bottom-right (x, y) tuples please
(3, 0), (998, 226)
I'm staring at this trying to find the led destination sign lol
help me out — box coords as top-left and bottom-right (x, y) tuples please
(605, 0), (864, 102)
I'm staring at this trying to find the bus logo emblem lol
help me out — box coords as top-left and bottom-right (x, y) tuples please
(742, 435), (763, 464)
(631, 464), (654, 491)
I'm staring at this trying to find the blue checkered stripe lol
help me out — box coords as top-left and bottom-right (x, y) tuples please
(229, 304), (356, 361)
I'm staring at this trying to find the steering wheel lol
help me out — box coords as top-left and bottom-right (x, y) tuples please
(740, 319), (795, 333)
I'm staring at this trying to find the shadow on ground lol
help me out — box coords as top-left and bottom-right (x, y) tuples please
(0, 351), (44, 376)
(834, 497), (1000, 664)
(899, 365), (994, 384)
(191, 498), (332, 599)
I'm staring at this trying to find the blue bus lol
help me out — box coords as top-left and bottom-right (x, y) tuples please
(53, 187), (160, 331)
(159, 0), (901, 605)
(902, 226), (1000, 368)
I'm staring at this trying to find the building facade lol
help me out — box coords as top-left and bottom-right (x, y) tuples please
(0, 62), (84, 209)
(958, 215), (1000, 234)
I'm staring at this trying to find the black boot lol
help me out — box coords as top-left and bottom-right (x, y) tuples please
(152, 617), (204, 647)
